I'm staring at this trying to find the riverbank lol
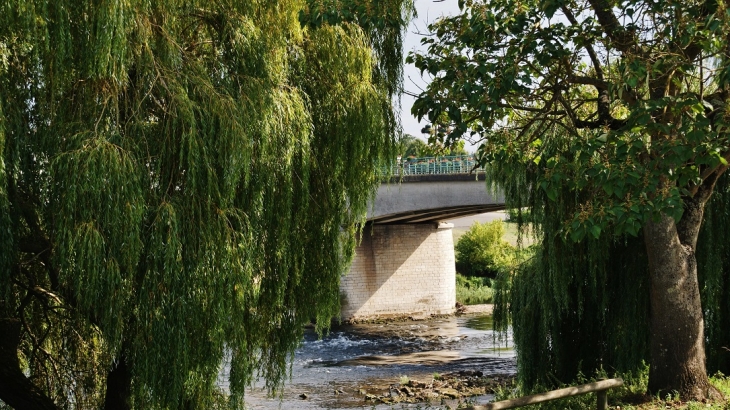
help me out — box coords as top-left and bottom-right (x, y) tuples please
(342, 304), (495, 325)
(347, 305), (510, 407)
(460, 303), (493, 315)
(238, 311), (515, 409)
(359, 371), (513, 406)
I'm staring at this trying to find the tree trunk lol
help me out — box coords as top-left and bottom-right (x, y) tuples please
(643, 212), (720, 400)
(104, 353), (132, 410)
(0, 318), (59, 410)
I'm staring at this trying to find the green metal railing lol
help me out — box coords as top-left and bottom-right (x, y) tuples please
(383, 155), (483, 176)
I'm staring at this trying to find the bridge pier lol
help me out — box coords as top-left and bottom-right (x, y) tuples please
(341, 222), (456, 321)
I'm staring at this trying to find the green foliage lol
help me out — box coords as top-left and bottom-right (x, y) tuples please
(455, 220), (515, 278)
(398, 133), (467, 158)
(492, 369), (730, 409)
(410, 0), (730, 240)
(710, 373), (730, 399)
(487, 136), (730, 393)
(0, 0), (411, 408)
(300, 0), (416, 99)
(455, 274), (493, 305)
(481, 150), (654, 389)
(410, 0), (730, 396)
(399, 134), (430, 157)
(697, 176), (730, 374)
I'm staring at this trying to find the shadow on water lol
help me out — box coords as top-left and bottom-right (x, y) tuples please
(229, 313), (515, 409)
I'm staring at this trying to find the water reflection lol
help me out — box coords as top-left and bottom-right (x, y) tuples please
(463, 315), (493, 331)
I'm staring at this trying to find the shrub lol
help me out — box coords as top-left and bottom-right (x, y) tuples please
(456, 274), (494, 305)
(455, 220), (516, 278)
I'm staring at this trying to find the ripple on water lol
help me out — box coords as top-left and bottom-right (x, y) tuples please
(232, 314), (516, 409)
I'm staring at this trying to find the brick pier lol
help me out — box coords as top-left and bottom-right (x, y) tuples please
(340, 222), (456, 321)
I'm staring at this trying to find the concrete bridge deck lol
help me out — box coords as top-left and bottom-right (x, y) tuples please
(368, 173), (505, 224)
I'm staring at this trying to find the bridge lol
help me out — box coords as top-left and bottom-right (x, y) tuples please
(340, 156), (506, 321)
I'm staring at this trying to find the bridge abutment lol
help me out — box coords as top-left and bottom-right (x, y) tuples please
(341, 222), (456, 321)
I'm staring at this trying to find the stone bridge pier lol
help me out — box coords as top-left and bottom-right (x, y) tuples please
(340, 222), (456, 321)
(339, 174), (504, 321)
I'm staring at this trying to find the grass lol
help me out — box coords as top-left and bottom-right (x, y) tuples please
(620, 373), (730, 409)
(455, 274), (493, 305)
(488, 372), (730, 410)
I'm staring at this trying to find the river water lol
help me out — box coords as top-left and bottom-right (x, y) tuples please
(234, 314), (516, 409)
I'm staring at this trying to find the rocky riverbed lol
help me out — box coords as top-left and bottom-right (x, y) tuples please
(229, 307), (516, 409)
(359, 371), (514, 405)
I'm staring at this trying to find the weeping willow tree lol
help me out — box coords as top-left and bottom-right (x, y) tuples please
(486, 136), (654, 389)
(0, 0), (413, 408)
(697, 174), (730, 375)
(410, 0), (730, 400)
(486, 129), (730, 394)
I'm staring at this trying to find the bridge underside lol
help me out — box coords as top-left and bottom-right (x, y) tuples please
(341, 174), (506, 320)
(367, 203), (506, 224)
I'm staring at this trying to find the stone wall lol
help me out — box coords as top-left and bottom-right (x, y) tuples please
(340, 223), (456, 321)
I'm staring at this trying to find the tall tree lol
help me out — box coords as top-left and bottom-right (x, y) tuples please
(410, 0), (730, 400)
(0, 0), (412, 408)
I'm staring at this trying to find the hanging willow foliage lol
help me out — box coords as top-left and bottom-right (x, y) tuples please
(486, 131), (649, 389)
(697, 174), (730, 374)
(489, 143), (730, 390)
(0, 0), (411, 408)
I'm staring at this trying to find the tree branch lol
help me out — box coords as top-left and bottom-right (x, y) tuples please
(568, 75), (608, 89)
(0, 319), (59, 410)
(678, 167), (725, 248)
(586, 0), (637, 54)
(11, 180), (59, 291)
(691, 151), (730, 197)
(560, 5), (604, 80)
(557, 92), (627, 131)
(496, 101), (565, 114)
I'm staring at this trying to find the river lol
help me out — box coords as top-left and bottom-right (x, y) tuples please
(229, 313), (516, 409)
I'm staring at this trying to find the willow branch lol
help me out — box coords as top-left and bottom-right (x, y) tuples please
(0, 319), (59, 410)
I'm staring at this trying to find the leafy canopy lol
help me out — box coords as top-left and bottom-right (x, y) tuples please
(409, 0), (730, 393)
(0, 0), (413, 408)
(398, 134), (468, 157)
(409, 0), (730, 241)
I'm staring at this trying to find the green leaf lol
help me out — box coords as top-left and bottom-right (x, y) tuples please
(590, 224), (602, 239)
(570, 225), (585, 242)
(546, 187), (558, 201)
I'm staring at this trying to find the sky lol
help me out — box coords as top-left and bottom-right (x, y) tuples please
(400, 1), (470, 150)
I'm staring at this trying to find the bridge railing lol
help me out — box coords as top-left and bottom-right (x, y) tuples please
(382, 155), (484, 176)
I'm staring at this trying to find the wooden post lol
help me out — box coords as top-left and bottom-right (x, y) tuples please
(596, 389), (607, 410)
